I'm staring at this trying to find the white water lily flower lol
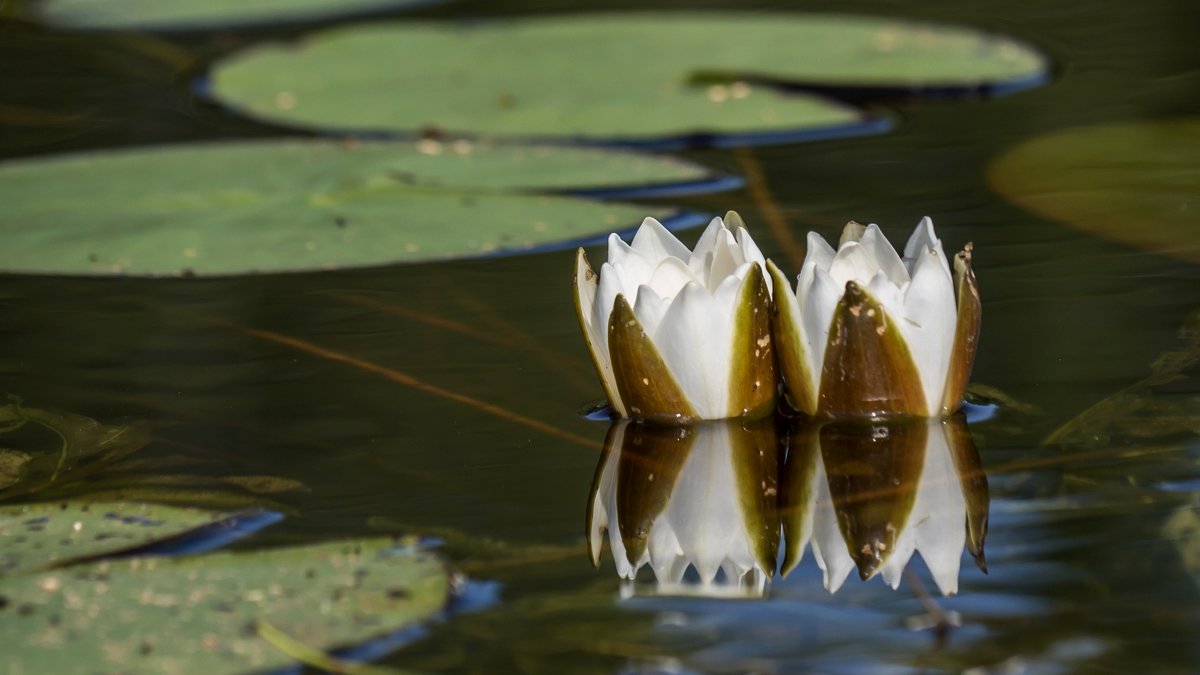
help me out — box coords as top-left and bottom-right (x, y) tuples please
(770, 217), (981, 418)
(574, 213), (776, 423)
(586, 419), (780, 598)
(780, 416), (989, 596)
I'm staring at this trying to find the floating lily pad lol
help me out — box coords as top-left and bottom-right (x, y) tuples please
(0, 502), (275, 577)
(0, 138), (713, 276)
(0, 538), (450, 674)
(207, 14), (1048, 145)
(988, 118), (1200, 263)
(37, 0), (442, 31)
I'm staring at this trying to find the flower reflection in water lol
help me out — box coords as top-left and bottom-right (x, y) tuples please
(587, 415), (988, 598)
(587, 418), (780, 597)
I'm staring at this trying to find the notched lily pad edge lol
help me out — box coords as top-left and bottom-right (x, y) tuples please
(34, 0), (451, 35)
(192, 72), (895, 151)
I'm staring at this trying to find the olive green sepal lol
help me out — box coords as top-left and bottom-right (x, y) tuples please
(608, 294), (699, 423)
(779, 421), (820, 577)
(945, 414), (989, 572)
(767, 259), (817, 415)
(817, 281), (928, 418)
(819, 419), (927, 580)
(728, 264), (778, 420)
(941, 243), (982, 415)
(731, 419), (782, 577)
(614, 423), (696, 568)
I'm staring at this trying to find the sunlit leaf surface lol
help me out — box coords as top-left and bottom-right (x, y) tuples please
(209, 14), (1047, 143)
(988, 117), (1200, 263)
(0, 538), (450, 674)
(0, 138), (713, 276)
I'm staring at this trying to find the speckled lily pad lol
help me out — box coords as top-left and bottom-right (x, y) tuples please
(0, 502), (272, 577)
(208, 13), (1048, 144)
(0, 538), (450, 674)
(0, 138), (714, 276)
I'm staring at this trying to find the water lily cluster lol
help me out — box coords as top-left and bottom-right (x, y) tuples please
(574, 212), (980, 421)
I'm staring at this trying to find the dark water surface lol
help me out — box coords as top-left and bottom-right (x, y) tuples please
(2, 0), (1199, 672)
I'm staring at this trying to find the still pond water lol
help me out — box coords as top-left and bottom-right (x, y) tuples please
(1, 0), (1198, 672)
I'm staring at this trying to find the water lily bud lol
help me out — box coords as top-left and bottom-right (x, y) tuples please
(586, 418), (780, 597)
(770, 217), (980, 419)
(574, 212), (776, 423)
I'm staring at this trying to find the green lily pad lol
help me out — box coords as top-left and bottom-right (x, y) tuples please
(0, 502), (254, 577)
(0, 138), (711, 276)
(208, 14), (1047, 144)
(0, 538), (450, 674)
(988, 117), (1200, 264)
(37, 0), (441, 31)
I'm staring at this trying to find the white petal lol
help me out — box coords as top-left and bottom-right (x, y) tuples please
(859, 224), (910, 286)
(645, 256), (697, 301)
(828, 240), (882, 289)
(795, 231), (836, 320)
(865, 270), (905, 320)
(706, 229), (741, 292)
(631, 217), (691, 262)
(914, 427), (966, 595)
(736, 227), (767, 268)
(902, 217), (952, 281)
(586, 434), (619, 567)
(688, 216), (729, 271)
(653, 282), (730, 418)
(592, 262), (626, 354)
(899, 247), (958, 414)
(811, 459), (854, 593)
(633, 285), (670, 336)
(879, 524), (917, 589)
(801, 267), (842, 395)
(658, 428), (757, 585)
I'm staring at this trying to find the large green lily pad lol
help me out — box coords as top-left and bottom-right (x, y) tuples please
(37, 0), (441, 31)
(0, 138), (710, 276)
(0, 538), (450, 673)
(208, 13), (1048, 143)
(988, 118), (1200, 264)
(0, 502), (253, 577)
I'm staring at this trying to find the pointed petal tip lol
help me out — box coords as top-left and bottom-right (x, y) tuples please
(723, 210), (746, 231)
(838, 220), (867, 247)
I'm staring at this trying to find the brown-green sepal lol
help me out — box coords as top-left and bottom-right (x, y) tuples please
(941, 243), (981, 415)
(614, 423), (696, 567)
(779, 420), (820, 576)
(817, 281), (928, 418)
(819, 419), (927, 580)
(728, 264), (777, 420)
(945, 414), (989, 572)
(730, 419), (782, 576)
(608, 294), (698, 423)
(767, 259), (816, 415)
